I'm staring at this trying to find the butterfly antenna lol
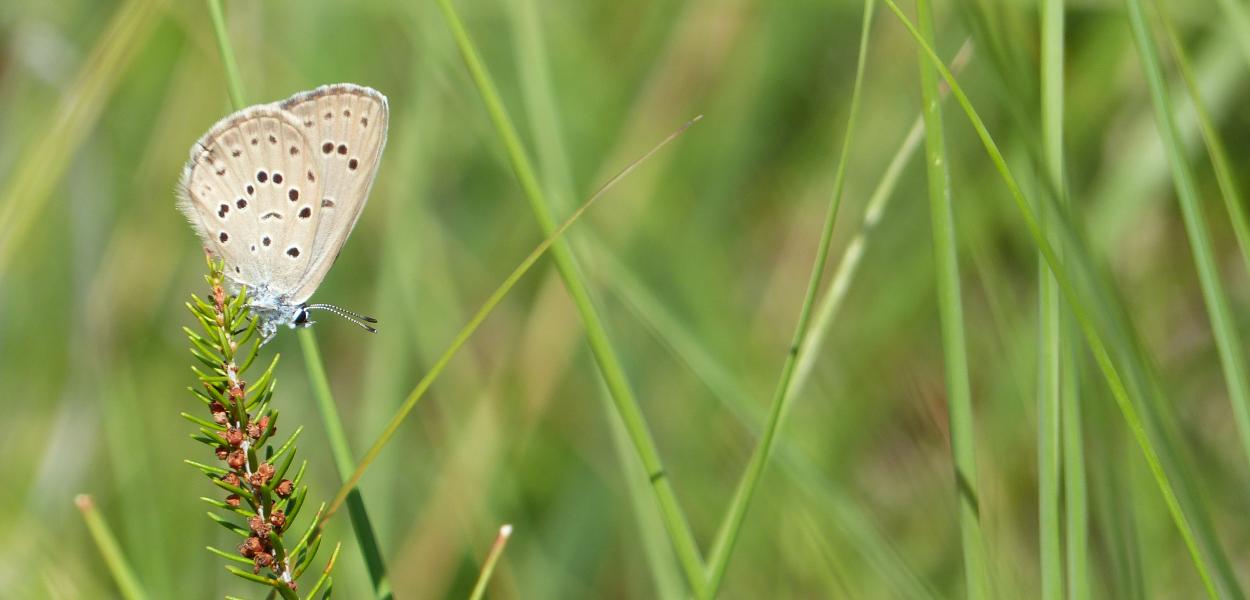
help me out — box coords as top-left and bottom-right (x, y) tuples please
(305, 304), (379, 333)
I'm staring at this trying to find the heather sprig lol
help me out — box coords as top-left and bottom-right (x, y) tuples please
(183, 255), (339, 599)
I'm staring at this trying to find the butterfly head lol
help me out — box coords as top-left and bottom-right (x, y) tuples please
(244, 285), (307, 344)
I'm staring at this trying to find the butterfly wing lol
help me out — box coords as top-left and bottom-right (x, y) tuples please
(178, 106), (326, 296)
(278, 83), (389, 303)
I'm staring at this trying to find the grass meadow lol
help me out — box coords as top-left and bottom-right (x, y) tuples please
(3, 0), (1250, 597)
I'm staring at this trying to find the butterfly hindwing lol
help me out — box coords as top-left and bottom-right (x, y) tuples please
(278, 83), (389, 303)
(179, 107), (325, 296)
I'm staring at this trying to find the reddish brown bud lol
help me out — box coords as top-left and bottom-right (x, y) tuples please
(248, 515), (273, 537)
(275, 479), (294, 497)
(249, 462), (275, 487)
(252, 551), (274, 573)
(246, 422), (263, 439)
(269, 509), (286, 530)
(226, 449), (246, 470)
(225, 494), (241, 507)
(257, 415), (270, 429)
(222, 472), (240, 487)
(225, 427), (245, 447)
(239, 535), (263, 558)
(229, 384), (245, 400)
(209, 401), (228, 424)
(215, 447), (229, 461)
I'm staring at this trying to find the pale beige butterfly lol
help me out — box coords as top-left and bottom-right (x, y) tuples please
(177, 83), (388, 342)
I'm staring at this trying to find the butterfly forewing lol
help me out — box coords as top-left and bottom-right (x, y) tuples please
(278, 84), (389, 303)
(179, 107), (325, 295)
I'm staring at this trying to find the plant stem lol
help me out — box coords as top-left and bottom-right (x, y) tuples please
(913, 0), (990, 596)
(431, 0), (707, 594)
(298, 329), (393, 600)
(77, 494), (148, 600)
(702, 1), (874, 594)
(468, 525), (513, 600)
(205, 0), (245, 111)
(1038, 0), (1064, 597)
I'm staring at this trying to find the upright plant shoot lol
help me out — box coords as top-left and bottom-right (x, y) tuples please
(183, 256), (340, 599)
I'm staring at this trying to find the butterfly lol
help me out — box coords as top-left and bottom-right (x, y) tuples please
(178, 83), (388, 343)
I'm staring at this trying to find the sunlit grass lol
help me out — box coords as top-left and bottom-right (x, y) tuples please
(6, 0), (1250, 597)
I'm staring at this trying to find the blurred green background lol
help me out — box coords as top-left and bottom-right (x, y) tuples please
(4, 0), (1250, 597)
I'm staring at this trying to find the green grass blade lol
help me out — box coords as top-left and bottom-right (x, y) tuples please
(430, 0), (708, 594)
(879, 0), (1221, 594)
(1062, 329), (1089, 600)
(702, 1), (874, 594)
(1124, 0), (1250, 491)
(913, 0), (990, 596)
(1038, 0), (1064, 597)
(1157, 7), (1250, 313)
(205, 0), (245, 111)
(468, 525), (513, 600)
(76, 495), (148, 600)
(1122, 3), (1250, 595)
(298, 330), (393, 600)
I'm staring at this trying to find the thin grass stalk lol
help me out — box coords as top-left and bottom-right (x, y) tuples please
(204, 2), (391, 596)
(430, 0), (708, 594)
(467, 525), (513, 600)
(205, 0), (245, 110)
(1124, 0), (1250, 511)
(1062, 328), (1089, 600)
(880, 0), (1220, 593)
(1042, 1), (1089, 597)
(1157, 8), (1250, 310)
(1037, 0), (1064, 597)
(701, 2), (874, 594)
(504, 3), (685, 593)
(913, 0), (990, 596)
(76, 495), (148, 600)
(298, 330), (393, 600)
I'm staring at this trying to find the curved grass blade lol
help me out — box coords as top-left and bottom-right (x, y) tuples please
(703, 1), (876, 593)
(76, 495), (148, 600)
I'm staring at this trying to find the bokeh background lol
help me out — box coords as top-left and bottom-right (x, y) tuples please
(3, 0), (1250, 597)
